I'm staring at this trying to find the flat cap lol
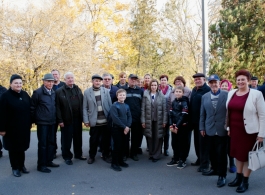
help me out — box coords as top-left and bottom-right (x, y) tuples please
(251, 76), (258, 80)
(42, 73), (54, 81)
(129, 74), (138, 79)
(192, 73), (205, 78)
(92, 74), (103, 80)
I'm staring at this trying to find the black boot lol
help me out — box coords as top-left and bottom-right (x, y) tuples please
(228, 173), (243, 187)
(236, 177), (249, 193)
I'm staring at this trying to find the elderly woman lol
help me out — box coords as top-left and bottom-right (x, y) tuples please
(0, 74), (31, 177)
(226, 70), (265, 193)
(141, 79), (167, 162)
(169, 76), (191, 103)
(220, 79), (233, 91)
(159, 74), (172, 156)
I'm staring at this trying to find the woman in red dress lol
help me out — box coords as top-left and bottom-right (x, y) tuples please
(226, 70), (265, 193)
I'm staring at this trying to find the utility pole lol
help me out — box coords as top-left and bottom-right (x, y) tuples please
(202, 0), (209, 75)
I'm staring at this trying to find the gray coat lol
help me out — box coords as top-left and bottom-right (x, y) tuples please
(199, 90), (228, 136)
(83, 87), (112, 127)
(141, 90), (167, 138)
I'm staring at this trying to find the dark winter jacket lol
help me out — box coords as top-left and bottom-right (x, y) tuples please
(169, 96), (189, 129)
(115, 82), (128, 88)
(189, 83), (210, 125)
(52, 81), (65, 91)
(56, 84), (83, 125)
(122, 85), (143, 123)
(110, 102), (132, 129)
(109, 85), (119, 103)
(31, 85), (56, 125)
(0, 89), (31, 151)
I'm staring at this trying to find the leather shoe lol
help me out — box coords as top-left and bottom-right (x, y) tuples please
(119, 162), (129, 168)
(12, 169), (21, 177)
(152, 158), (158, 162)
(102, 156), (112, 163)
(202, 169), (218, 176)
(217, 176), (226, 187)
(191, 160), (200, 166)
(197, 167), (209, 172)
(87, 157), (95, 164)
(65, 160), (73, 165)
(75, 156), (87, 160)
(149, 156), (153, 160)
(130, 155), (139, 161)
(47, 162), (60, 167)
(21, 166), (30, 173)
(111, 164), (122, 171)
(37, 166), (51, 173)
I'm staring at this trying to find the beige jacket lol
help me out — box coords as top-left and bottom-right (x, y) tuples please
(226, 89), (265, 137)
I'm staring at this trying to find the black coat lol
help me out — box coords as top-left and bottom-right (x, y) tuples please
(55, 84), (83, 125)
(189, 83), (210, 125)
(0, 89), (31, 151)
(31, 85), (56, 125)
(169, 96), (189, 128)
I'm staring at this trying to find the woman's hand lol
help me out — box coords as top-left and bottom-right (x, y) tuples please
(162, 123), (166, 128)
(142, 123), (146, 128)
(228, 131), (230, 137)
(0, 132), (6, 136)
(257, 137), (263, 142)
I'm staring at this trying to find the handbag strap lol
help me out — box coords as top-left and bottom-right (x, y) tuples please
(252, 141), (259, 151)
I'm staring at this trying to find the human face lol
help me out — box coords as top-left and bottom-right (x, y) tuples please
(43, 80), (54, 90)
(128, 78), (137, 87)
(120, 75), (127, 85)
(144, 75), (151, 84)
(250, 80), (258, 88)
(140, 79), (144, 87)
(64, 74), (75, 87)
(117, 92), (126, 103)
(208, 80), (219, 93)
(174, 89), (183, 99)
(150, 81), (158, 93)
(92, 79), (102, 88)
(51, 71), (60, 82)
(160, 77), (168, 87)
(174, 80), (184, 87)
(103, 76), (112, 88)
(194, 77), (205, 88)
(236, 75), (249, 90)
(220, 82), (229, 91)
(10, 79), (23, 92)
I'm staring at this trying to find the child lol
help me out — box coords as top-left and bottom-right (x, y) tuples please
(167, 86), (189, 169)
(109, 89), (132, 171)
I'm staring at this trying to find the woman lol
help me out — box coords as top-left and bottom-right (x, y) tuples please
(143, 74), (152, 90)
(220, 79), (236, 173)
(220, 79), (233, 91)
(169, 76), (191, 105)
(0, 74), (31, 177)
(116, 72), (128, 88)
(141, 79), (167, 162)
(159, 75), (172, 156)
(226, 70), (265, 193)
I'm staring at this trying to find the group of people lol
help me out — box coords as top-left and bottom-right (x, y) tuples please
(0, 69), (265, 194)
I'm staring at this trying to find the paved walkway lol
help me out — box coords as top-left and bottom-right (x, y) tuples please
(0, 132), (264, 195)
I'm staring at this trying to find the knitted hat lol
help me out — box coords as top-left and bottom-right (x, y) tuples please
(10, 74), (22, 83)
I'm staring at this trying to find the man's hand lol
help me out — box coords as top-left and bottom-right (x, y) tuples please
(84, 123), (90, 127)
(124, 127), (130, 135)
(228, 131), (230, 137)
(59, 123), (64, 128)
(0, 132), (6, 136)
(200, 130), (205, 137)
(142, 123), (146, 128)
(162, 123), (166, 128)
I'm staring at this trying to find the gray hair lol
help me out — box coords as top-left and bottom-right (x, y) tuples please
(64, 72), (74, 79)
(102, 73), (112, 79)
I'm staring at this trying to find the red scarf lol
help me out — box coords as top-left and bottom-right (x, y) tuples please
(160, 85), (168, 95)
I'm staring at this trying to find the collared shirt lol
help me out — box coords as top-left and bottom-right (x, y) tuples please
(44, 86), (52, 95)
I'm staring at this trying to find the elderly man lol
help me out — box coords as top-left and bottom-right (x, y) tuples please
(122, 74), (143, 161)
(83, 74), (112, 164)
(51, 69), (65, 158)
(189, 73), (210, 169)
(249, 76), (259, 89)
(31, 73), (59, 173)
(199, 74), (228, 187)
(102, 73), (119, 103)
(56, 72), (86, 165)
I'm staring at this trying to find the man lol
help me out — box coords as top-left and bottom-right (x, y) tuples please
(249, 76), (259, 89)
(102, 73), (119, 103)
(56, 72), (86, 165)
(199, 74), (228, 187)
(116, 72), (128, 88)
(122, 74), (143, 161)
(189, 73), (210, 169)
(83, 74), (112, 164)
(51, 69), (65, 158)
(0, 85), (7, 158)
(31, 73), (59, 173)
